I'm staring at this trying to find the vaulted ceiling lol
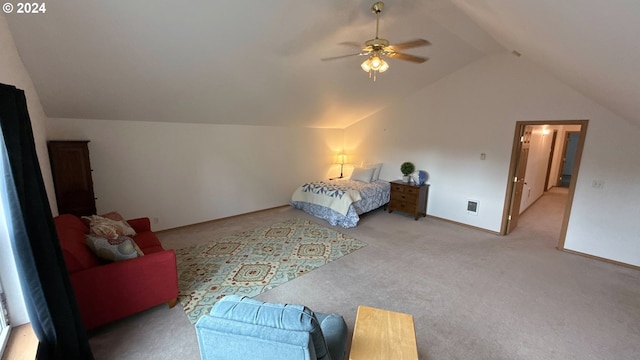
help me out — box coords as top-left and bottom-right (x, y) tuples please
(5, 0), (640, 128)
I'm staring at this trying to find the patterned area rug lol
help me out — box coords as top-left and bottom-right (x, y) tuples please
(175, 217), (366, 324)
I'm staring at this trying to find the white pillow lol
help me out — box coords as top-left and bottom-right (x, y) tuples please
(350, 167), (375, 183)
(366, 163), (383, 181)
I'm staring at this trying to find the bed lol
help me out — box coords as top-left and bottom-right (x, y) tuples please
(290, 175), (390, 228)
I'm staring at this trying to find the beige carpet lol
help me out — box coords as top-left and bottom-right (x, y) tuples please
(88, 187), (640, 359)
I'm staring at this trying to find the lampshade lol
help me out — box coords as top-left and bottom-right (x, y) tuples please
(360, 59), (371, 72)
(370, 55), (382, 70)
(335, 153), (348, 165)
(379, 59), (389, 72)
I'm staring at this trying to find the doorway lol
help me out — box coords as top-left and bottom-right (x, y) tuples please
(559, 131), (580, 187)
(501, 120), (588, 250)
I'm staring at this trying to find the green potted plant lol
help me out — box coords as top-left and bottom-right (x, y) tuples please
(400, 162), (415, 183)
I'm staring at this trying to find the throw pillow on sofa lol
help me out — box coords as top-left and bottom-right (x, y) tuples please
(82, 214), (137, 238)
(100, 211), (125, 221)
(85, 235), (140, 262)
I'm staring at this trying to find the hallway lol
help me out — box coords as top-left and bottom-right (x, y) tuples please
(513, 186), (569, 246)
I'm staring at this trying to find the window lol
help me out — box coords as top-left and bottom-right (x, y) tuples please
(0, 126), (25, 357)
(0, 279), (9, 356)
(0, 131), (10, 356)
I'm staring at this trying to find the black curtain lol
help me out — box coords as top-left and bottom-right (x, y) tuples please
(0, 84), (93, 359)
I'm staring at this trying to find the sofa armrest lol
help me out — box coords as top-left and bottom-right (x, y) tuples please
(209, 295), (332, 360)
(69, 249), (178, 330)
(195, 316), (315, 360)
(126, 217), (151, 233)
(317, 313), (348, 360)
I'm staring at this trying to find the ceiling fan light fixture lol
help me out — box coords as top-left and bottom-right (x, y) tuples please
(361, 58), (372, 72)
(361, 54), (389, 80)
(361, 54), (389, 73)
(322, 2), (429, 80)
(379, 59), (389, 73)
(370, 55), (382, 70)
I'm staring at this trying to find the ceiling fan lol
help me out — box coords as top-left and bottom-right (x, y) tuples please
(321, 1), (431, 80)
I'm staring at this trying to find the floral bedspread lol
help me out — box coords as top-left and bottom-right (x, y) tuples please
(290, 179), (390, 228)
(292, 180), (362, 215)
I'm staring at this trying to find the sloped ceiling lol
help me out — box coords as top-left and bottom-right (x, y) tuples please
(4, 1), (640, 128)
(3, 0), (503, 128)
(452, 0), (640, 128)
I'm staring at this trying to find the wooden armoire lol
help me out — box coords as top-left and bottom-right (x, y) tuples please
(47, 140), (97, 216)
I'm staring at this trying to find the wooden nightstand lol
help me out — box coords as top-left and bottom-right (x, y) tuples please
(388, 180), (429, 220)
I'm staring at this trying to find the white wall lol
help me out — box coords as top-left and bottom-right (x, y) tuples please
(0, 13), (54, 326)
(566, 113), (640, 265)
(345, 52), (640, 267)
(0, 14), (55, 210)
(519, 125), (552, 213)
(47, 118), (342, 231)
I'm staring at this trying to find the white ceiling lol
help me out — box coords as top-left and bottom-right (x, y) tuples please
(5, 0), (640, 128)
(452, 0), (640, 129)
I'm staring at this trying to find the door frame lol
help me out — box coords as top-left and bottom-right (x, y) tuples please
(500, 120), (589, 250)
(505, 125), (532, 234)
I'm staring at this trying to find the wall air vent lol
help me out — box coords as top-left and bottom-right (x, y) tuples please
(467, 200), (479, 215)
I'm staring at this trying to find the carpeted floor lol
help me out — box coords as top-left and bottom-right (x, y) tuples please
(87, 187), (640, 360)
(175, 218), (366, 323)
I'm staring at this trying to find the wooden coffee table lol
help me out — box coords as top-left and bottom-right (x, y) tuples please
(349, 305), (418, 360)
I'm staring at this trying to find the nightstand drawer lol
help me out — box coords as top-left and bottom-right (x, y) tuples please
(403, 186), (420, 196)
(391, 183), (420, 194)
(391, 192), (417, 203)
(391, 184), (406, 193)
(389, 200), (417, 213)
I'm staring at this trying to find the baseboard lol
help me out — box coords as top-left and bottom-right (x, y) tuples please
(426, 215), (501, 235)
(155, 205), (290, 234)
(158, 206), (501, 236)
(560, 248), (640, 271)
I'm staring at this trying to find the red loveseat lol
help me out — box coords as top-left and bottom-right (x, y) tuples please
(54, 214), (179, 330)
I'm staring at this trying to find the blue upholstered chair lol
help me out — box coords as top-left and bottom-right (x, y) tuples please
(195, 295), (348, 360)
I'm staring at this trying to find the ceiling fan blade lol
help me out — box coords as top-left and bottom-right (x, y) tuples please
(388, 39), (431, 51)
(338, 41), (363, 48)
(321, 52), (365, 61)
(387, 52), (429, 63)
